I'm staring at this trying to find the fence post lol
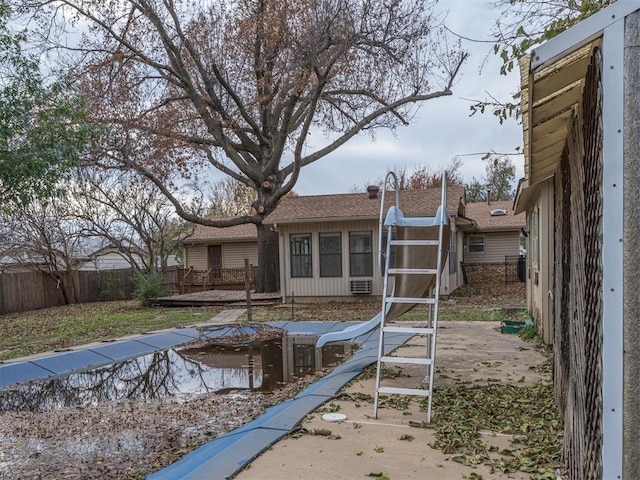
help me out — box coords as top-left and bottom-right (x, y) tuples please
(244, 258), (252, 322)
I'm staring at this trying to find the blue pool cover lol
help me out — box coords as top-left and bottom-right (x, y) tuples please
(148, 328), (411, 480)
(0, 320), (413, 480)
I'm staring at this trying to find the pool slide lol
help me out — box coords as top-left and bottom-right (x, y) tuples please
(316, 210), (450, 348)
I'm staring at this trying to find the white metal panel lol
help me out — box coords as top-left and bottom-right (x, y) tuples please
(531, 1), (640, 69)
(601, 19), (624, 480)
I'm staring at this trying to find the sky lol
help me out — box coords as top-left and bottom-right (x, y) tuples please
(294, 0), (524, 196)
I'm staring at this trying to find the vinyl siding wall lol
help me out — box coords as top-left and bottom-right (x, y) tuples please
(278, 220), (461, 301)
(278, 220), (383, 300)
(223, 243), (259, 268)
(184, 244), (208, 270)
(183, 242), (258, 270)
(78, 252), (144, 271)
(464, 231), (520, 264)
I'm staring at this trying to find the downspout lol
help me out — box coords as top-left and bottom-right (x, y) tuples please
(623, 9), (640, 480)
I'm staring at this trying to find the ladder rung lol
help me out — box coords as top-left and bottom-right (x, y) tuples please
(380, 356), (433, 365)
(387, 268), (437, 275)
(377, 387), (431, 397)
(382, 326), (435, 335)
(390, 240), (439, 246)
(385, 297), (436, 304)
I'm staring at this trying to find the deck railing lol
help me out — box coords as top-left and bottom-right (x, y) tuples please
(174, 266), (257, 293)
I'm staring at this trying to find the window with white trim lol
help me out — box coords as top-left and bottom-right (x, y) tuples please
(468, 235), (485, 253)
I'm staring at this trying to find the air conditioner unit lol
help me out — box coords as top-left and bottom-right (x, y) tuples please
(350, 280), (372, 294)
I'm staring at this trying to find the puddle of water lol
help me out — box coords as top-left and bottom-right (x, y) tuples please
(0, 332), (351, 413)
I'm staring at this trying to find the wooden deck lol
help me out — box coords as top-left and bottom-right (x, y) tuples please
(157, 289), (281, 307)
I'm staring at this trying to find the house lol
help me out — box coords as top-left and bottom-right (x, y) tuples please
(262, 186), (468, 303)
(462, 200), (526, 285)
(179, 221), (258, 290)
(513, 3), (640, 477)
(77, 246), (147, 271)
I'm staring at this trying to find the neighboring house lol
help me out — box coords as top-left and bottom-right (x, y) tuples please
(462, 200), (526, 285)
(513, 4), (640, 478)
(78, 246), (146, 271)
(263, 186), (468, 303)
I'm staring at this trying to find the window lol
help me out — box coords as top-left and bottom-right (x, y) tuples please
(290, 234), (312, 277)
(349, 231), (373, 276)
(468, 235), (485, 253)
(319, 232), (342, 277)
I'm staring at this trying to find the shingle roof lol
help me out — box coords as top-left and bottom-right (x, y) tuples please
(264, 186), (465, 224)
(465, 200), (526, 231)
(182, 222), (257, 244)
(179, 186), (465, 243)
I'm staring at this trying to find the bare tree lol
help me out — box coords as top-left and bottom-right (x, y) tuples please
(206, 177), (257, 218)
(0, 197), (84, 304)
(17, 0), (467, 292)
(352, 158), (463, 192)
(72, 168), (196, 274)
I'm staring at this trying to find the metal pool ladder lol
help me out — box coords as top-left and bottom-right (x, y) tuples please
(373, 171), (449, 423)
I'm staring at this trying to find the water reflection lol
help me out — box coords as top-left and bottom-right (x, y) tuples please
(0, 332), (350, 413)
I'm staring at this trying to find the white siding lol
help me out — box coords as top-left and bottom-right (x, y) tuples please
(184, 244), (208, 270)
(223, 242), (259, 268)
(280, 220), (383, 299)
(79, 252), (144, 271)
(278, 219), (461, 300)
(526, 179), (554, 343)
(184, 242), (258, 270)
(465, 232), (520, 264)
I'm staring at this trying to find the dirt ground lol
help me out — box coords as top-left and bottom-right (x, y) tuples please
(1, 285), (548, 479)
(236, 320), (550, 480)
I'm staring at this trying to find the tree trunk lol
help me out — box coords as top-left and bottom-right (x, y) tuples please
(255, 222), (280, 293)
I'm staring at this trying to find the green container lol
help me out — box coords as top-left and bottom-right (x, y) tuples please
(501, 324), (524, 334)
(502, 320), (526, 327)
(501, 319), (526, 334)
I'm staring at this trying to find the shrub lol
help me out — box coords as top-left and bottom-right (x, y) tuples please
(132, 270), (165, 307)
(98, 277), (125, 301)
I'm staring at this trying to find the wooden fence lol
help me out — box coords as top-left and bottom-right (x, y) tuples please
(0, 269), (136, 315)
(0, 266), (258, 315)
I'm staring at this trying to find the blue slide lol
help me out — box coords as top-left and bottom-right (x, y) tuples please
(316, 310), (386, 347)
